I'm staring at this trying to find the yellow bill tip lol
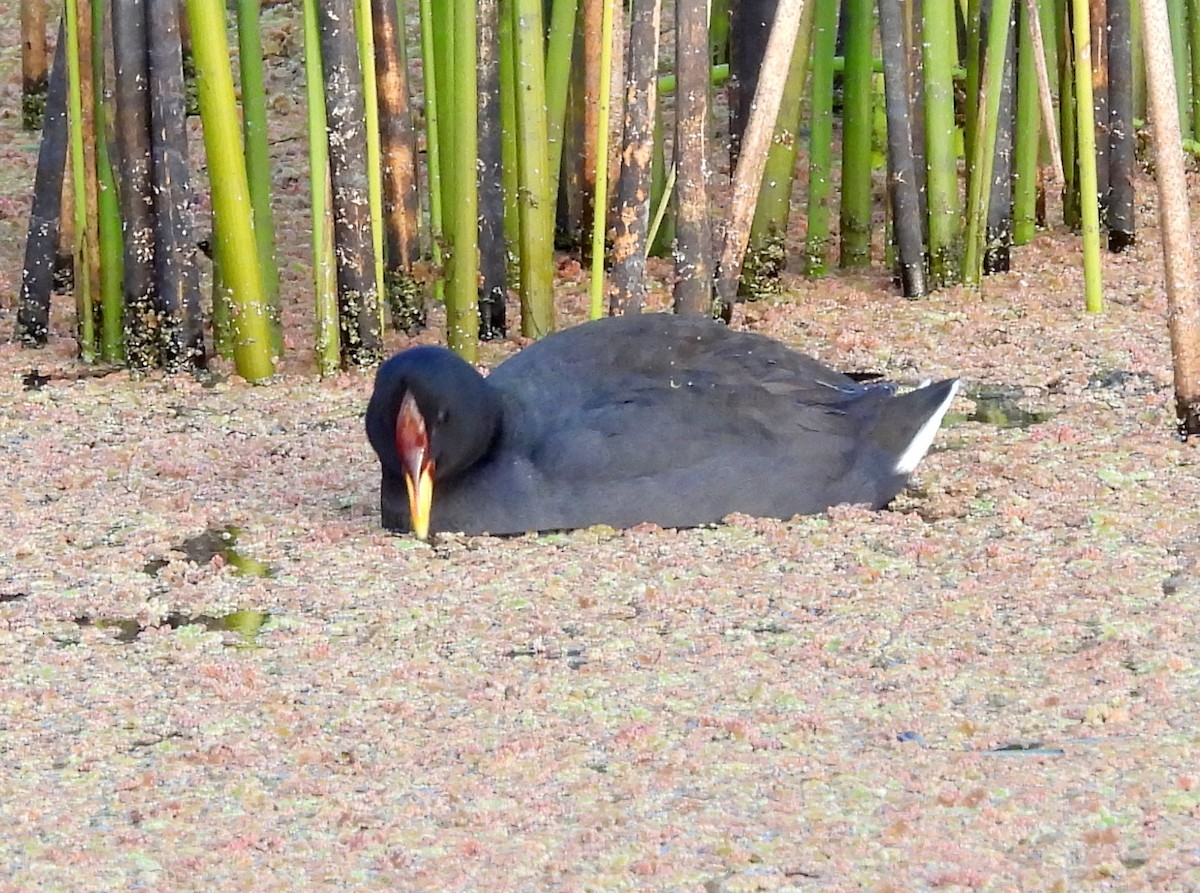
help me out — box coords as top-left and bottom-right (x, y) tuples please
(405, 464), (434, 540)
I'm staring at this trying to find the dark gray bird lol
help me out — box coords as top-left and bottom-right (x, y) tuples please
(366, 313), (959, 537)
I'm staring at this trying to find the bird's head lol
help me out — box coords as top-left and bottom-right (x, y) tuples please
(365, 347), (501, 538)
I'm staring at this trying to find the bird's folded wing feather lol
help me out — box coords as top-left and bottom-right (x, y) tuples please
(512, 364), (868, 483)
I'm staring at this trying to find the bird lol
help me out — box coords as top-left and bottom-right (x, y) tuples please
(365, 312), (960, 538)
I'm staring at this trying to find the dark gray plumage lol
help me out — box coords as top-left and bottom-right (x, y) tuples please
(365, 313), (959, 536)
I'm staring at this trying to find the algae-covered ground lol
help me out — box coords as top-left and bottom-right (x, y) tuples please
(2, 8), (1199, 890)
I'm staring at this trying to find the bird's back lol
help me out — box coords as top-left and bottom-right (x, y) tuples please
(427, 315), (956, 534)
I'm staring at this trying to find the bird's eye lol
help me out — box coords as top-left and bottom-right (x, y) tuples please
(435, 409), (449, 425)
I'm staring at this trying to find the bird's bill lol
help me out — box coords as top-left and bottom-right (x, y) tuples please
(396, 391), (435, 539)
(404, 463), (434, 539)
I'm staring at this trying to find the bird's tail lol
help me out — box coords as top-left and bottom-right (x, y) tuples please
(871, 378), (961, 474)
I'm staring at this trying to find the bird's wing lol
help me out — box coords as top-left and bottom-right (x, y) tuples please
(486, 315), (881, 483)
(516, 369), (866, 484)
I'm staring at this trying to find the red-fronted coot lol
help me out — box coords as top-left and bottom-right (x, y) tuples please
(366, 313), (959, 537)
